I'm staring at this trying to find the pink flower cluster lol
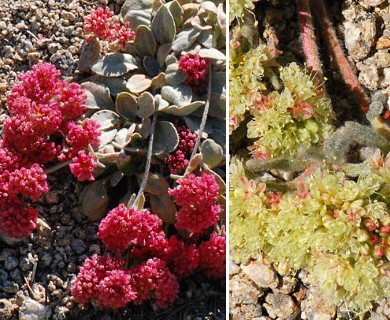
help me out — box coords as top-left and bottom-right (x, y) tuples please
(169, 173), (221, 233)
(84, 7), (135, 51)
(165, 125), (197, 174)
(0, 63), (101, 238)
(73, 200), (226, 309)
(178, 54), (208, 87)
(199, 232), (226, 278)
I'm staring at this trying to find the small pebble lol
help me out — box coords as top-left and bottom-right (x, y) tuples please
(1, 280), (19, 294)
(71, 238), (87, 255)
(4, 256), (19, 270)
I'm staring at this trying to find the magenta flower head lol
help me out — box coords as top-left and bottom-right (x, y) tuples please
(0, 203), (38, 238)
(198, 232), (226, 279)
(69, 150), (97, 182)
(97, 204), (167, 254)
(71, 254), (125, 306)
(178, 54), (208, 87)
(84, 7), (115, 42)
(166, 236), (199, 279)
(168, 173), (221, 233)
(97, 269), (137, 309)
(129, 258), (179, 309)
(165, 125), (197, 174)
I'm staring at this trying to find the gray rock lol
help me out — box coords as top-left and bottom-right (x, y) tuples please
(71, 238), (87, 255)
(49, 50), (76, 76)
(19, 298), (51, 320)
(264, 293), (300, 320)
(344, 14), (376, 61)
(19, 253), (35, 272)
(10, 268), (22, 283)
(1, 280), (19, 294)
(229, 260), (241, 276)
(4, 257), (18, 270)
(370, 312), (387, 320)
(0, 248), (16, 261)
(41, 253), (52, 267)
(276, 276), (298, 295)
(230, 274), (264, 306)
(360, 0), (386, 9)
(0, 269), (8, 282)
(358, 63), (379, 91)
(0, 298), (17, 319)
(241, 259), (278, 289)
(301, 287), (336, 320)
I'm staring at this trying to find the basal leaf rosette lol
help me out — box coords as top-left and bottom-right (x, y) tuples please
(246, 63), (334, 159)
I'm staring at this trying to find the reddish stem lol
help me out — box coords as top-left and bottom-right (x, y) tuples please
(313, 0), (369, 106)
(296, 0), (323, 81)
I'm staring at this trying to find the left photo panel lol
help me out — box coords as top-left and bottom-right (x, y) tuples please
(0, 0), (226, 319)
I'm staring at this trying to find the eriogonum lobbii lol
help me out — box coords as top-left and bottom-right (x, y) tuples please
(71, 254), (128, 307)
(165, 125), (197, 174)
(169, 173), (221, 233)
(198, 232), (226, 279)
(83, 7), (135, 51)
(0, 202), (38, 238)
(129, 258), (179, 309)
(0, 62), (101, 238)
(178, 54), (208, 88)
(97, 204), (167, 255)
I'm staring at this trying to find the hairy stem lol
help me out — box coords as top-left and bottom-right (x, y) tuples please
(296, 0), (323, 81)
(313, 0), (369, 106)
(132, 113), (158, 208)
(189, 64), (212, 162)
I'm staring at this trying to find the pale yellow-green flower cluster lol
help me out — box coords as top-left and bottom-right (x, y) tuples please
(229, 43), (274, 133)
(230, 156), (390, 311)
(247, 63), (334, 159)
(229, 0), (259, 22)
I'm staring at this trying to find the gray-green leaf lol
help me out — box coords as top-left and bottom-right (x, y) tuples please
(91, 110), (121, 130)
(199, 48), (226, 60)
(91, 53), (139, 77)
(137, 92), (155, 118)
(201, 139), (224, 168)
(127, 74), (152, 93)
(135, 26), (157, 57)
(115, 92), (138, 120)
(151, 5), (176, 44)
(81, 180), (109, 221)
(81, 82), (114, 110)
(161, 84), (192, 107)
(165, 63), (187, 85)
(152, 121), (179, 155)
(172, 28), (200, 52)
(163, 101), (204, 116)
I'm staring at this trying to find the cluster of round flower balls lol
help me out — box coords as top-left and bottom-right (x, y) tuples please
(165, 125), (197, 174)
(0, 63), (101, 238)
(178, 54), (208, 89)
(72, 173), (225, 309)
(84, 7), (135, 51)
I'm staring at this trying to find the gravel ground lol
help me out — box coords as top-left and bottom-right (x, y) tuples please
(0, 0), (125, 107)
(229, 0), (390, 319)
(0, 1), (226, 319)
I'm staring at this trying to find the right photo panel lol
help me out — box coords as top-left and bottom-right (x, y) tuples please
(229, 0), (390, 319)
